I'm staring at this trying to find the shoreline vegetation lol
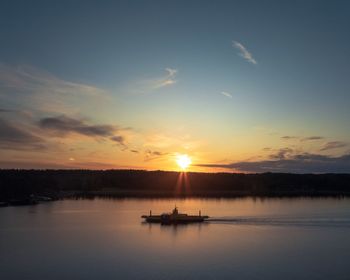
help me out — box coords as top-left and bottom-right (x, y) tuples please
(1, 170), (350, 204)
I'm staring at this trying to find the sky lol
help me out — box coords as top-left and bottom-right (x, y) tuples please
(1, 0), (350, 173)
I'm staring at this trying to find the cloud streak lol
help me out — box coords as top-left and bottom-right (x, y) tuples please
(0, 64), (108, 114)
(220, 91), (232, 98)
(301, 136), (324, 141)
(320, 141), (347, 151)
(281, 135), (325, 141)
(0, 118), (45, 150)
(269, 147), (294, 160)
(144, 149), (169, 161)
(281, 136), (298, 140)
(0, 64), (105, 97)
(154, 68), (178, 88)
(38, 115), (126, 145)
(197, 153), (350, 173)
(232, 41), (257, 64)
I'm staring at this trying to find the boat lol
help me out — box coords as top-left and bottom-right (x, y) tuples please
(141, 206), (209, 224)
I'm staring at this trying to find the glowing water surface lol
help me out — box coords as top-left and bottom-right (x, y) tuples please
(1, 198), (350, 279)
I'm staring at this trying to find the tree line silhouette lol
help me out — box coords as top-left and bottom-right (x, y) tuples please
(1, 169), (350, 200)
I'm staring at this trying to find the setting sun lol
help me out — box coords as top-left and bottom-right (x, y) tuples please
(176, 154), (192, 170)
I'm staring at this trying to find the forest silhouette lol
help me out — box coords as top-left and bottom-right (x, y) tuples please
(1, 169), (350, 200)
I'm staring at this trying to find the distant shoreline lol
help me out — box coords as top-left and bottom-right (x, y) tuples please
(1, 169), (350, 201)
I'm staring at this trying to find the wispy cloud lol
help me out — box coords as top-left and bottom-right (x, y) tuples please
(281, 136), (298, 140)
(128, 67), (178, 94)
(144, 149), (169, 161)
(320, 141), (347, 151)
(301, 136), (324, 141)
(0, 64), (105, 96)
(269, 147), (294, 160)
(197, 152), (350, 173)
(281, 135), (325, 142)
(232, 41), (257, 64)
(0, 64), (108, 114)
(38, 115), (127, 146)
(0, 118), (45, 150)
(154, 68), (178, 89)
(220, 91), (232, 98)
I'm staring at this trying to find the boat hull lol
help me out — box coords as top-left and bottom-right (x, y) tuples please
(142, 215), (209, 224)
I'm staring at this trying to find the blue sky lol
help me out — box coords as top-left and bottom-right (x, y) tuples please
(1, 0), (350, 172)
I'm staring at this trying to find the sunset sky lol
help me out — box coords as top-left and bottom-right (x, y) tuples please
(1, 0), (350, 172)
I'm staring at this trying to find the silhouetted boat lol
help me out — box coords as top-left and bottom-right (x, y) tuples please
(142, 207), (209, 224)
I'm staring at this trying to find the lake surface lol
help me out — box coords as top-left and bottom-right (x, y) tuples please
(1, 198), (350, 280)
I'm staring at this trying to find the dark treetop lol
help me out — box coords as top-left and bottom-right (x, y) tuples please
(1, 169), (350, 200)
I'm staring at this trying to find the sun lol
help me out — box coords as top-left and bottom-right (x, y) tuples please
(176, 154), (192, 170)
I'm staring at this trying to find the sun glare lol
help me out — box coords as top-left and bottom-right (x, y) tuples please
(176, 154), (192, 170)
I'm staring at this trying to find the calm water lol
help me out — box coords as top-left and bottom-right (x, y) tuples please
(1, 198), (350, 280)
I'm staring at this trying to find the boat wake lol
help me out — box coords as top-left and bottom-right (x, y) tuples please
(207, 216), (350, 227)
